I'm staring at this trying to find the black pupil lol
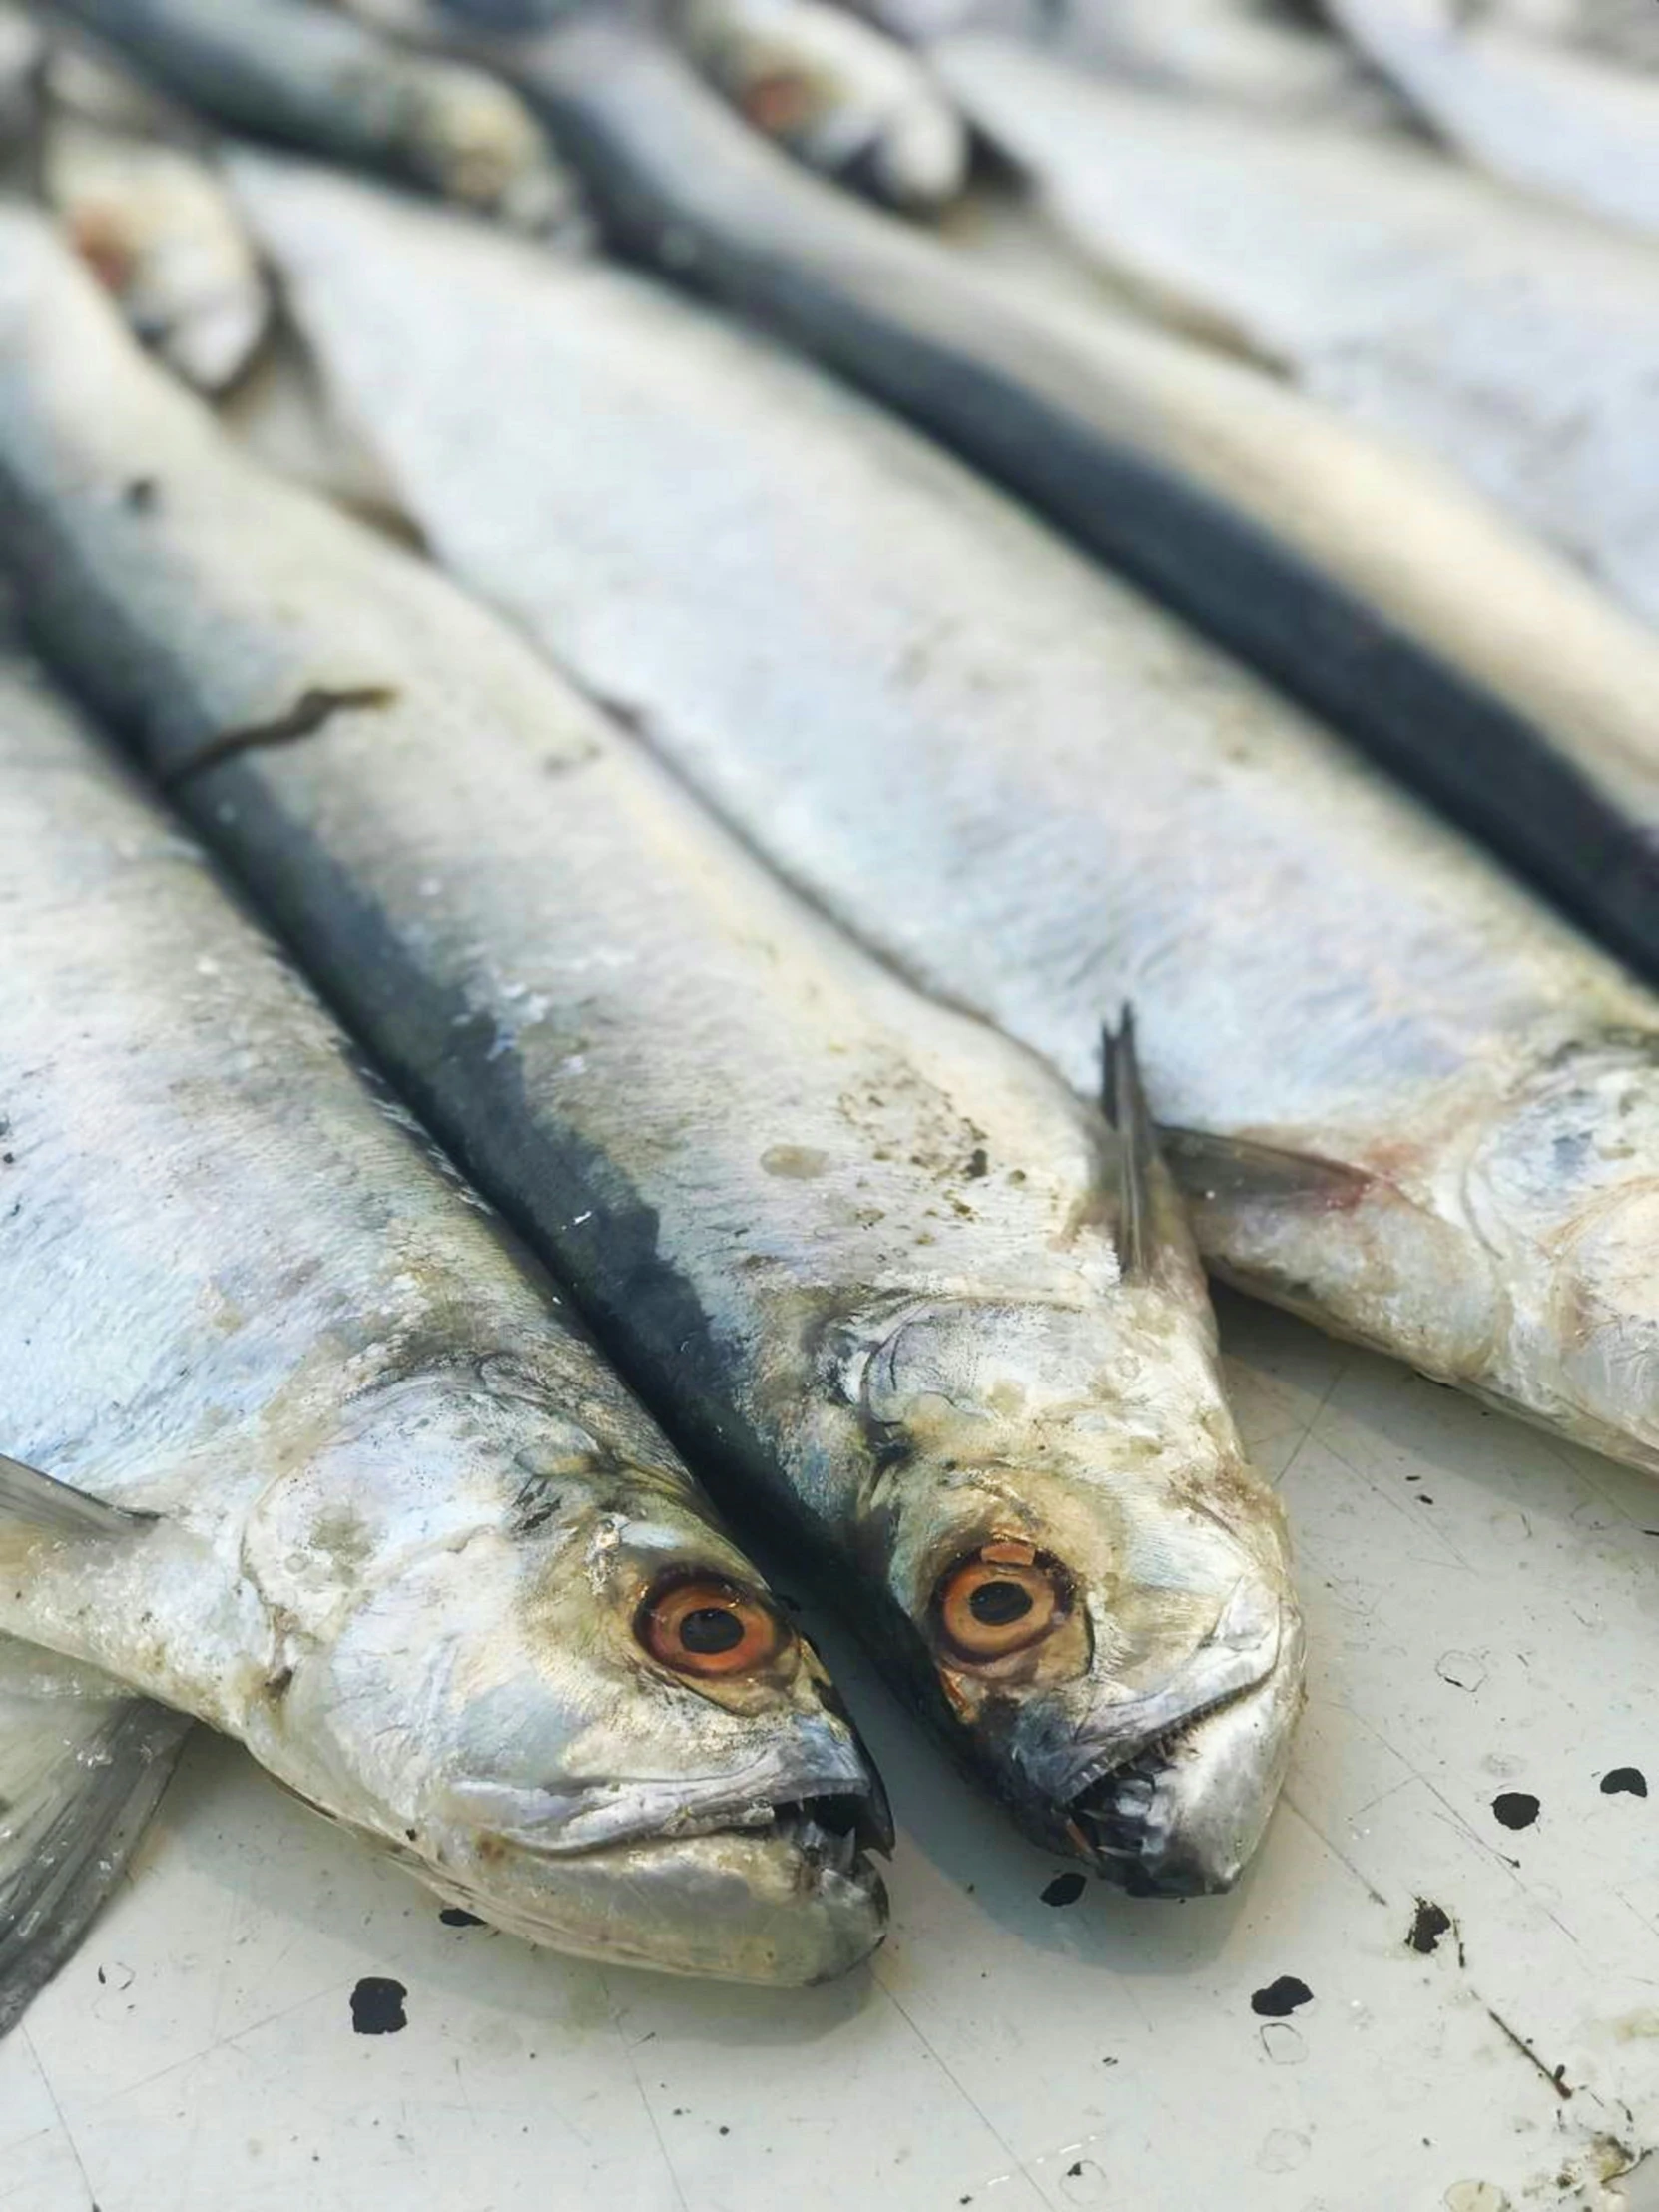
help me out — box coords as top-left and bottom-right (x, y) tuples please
(680, 1604), (747, 1655)
(969, 1579), (1034, 1627)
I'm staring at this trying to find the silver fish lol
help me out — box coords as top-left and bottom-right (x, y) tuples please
(1327, 0), (1659, 240)
(0, 628), (889, 2013)
(0, 207), (1305, 1897)
(381, 25), (1659, 982)
(41, 0), (574, 228)
(0, 3), (42, 157)
(1472, 0), (1659, 67)
(674, 0), (968, 210)
(229, 158), (1659, 1483)
(929, 33), (1659, 628)
(1045, 0), (1396, 119)
(41, 117), (270, 390)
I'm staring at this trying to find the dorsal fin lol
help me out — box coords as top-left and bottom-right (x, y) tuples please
(1100, 1006), (1154, 1281)
(0, 1453), (157, 1538)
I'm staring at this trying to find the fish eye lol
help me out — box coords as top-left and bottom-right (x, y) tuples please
(932, 1539), (1071, 1664)
(637, 1573), (788, 1680)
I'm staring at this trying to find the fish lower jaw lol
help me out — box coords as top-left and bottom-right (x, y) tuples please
(1060, 1684), (1254, 1895)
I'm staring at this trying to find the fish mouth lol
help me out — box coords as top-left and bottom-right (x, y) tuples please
(1064, 1683), (1257, 1893)
(1044, 1588), (1306, 1896)
(1060, 1628), (1306, 1897)
(426, 1789), (891, 1985)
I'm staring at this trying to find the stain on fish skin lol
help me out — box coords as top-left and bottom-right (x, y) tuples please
(1492, 1791), (1540, 1829)
(1251, 1975), (1313, 2016)
(162, 684), (398, 789)
(122, 476), (158, 514)
(438, 1907), (484, 1927)
(1601, 1767), (1648, 1796)
(1041, 1870), (1087, 1907)
(348, 1976), (407, 2034)
(1407, 1899), (1454, 1954)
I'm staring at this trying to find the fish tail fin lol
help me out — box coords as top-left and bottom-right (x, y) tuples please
(0, 1639), (191, 2038)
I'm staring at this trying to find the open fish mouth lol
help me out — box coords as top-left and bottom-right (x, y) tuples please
(768, 1791), (893, 1878)
(1064, 1687), (1251, 1892)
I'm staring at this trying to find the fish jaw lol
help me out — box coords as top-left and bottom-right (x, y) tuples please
(1056, 1588), (1307, 1896)
(419, 1806), (889, 1985)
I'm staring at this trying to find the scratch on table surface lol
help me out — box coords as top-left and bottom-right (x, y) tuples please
(601, 1971), (692, 2212)
(1304, 1428), (1477, 1574)
(1282, 1794), (1388, 1908)
(18, 2028), (99, 2212)
(875, 1973), (1048, 2205)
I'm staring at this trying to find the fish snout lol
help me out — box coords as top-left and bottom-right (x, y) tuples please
(1043, 1579), (1306, 1895)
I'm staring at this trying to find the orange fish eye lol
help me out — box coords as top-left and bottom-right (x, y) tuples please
(637, 1574), (788, 1679)
(932, 1540), (1071, 1664)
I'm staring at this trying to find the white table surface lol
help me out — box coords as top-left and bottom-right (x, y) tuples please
(5, 1291), (1658, 2212)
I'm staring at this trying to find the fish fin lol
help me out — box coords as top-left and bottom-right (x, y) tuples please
(1099, 1005), (1154, 1280)
(0, 1453), (157, 1539)
(1160, 1128), (1376, 1213)
(0, 1639), (191, 2037)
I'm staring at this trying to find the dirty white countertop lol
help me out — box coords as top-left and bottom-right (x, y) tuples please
(4, 1292), (1658, 2212)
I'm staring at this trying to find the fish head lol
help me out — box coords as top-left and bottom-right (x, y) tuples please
(851, 1298), (1303, 1892)
(251, 1381), (889, 1984)
(1466, 1030), (1659, 1471)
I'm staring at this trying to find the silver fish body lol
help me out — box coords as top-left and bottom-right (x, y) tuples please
(0, 630), (888, 1998)
(1474, 0), (1659, 66)
(675, 0), (967, 210)
(931, 33), (1659, 628)
(1327, 0), (1659, 240)
(228, 161), (1659, 1484)
(0, 208), (1304, 1896)
(0, 3), (42, 155)
(415, 26), (1659, 983)
(1046, 0), (1395, 118)
(43, 0), (573, 228)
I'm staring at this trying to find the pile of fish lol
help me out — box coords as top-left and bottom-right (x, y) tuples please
(2, 0), (1658, 2023)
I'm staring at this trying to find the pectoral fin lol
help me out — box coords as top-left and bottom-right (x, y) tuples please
(1159, 1128), (1376, 1213)
(0, 1452), (157, 1537)
(0, 1638), (191, 2037)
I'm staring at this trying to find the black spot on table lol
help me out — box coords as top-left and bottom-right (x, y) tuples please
(123, 476), (159, 514)
(1041, 1872), (1087, 1908)
(1407, 1900), (1453, 1955)
(439, 1907), (485, 1927)
(349, 1976), (408, 2035)
(1251, 1975), (1313, 2017)
(1600, 1767), (1648, 1798)
(1492, 1791), (1540, 1831)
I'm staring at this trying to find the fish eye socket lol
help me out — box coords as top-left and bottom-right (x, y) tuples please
(637, 1574), (788, 1680)
(932, 1540), (1070, 1664)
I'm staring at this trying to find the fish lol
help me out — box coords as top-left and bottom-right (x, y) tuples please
(435, 18), (1659, 986)
(1480, 0), (1659, 67)
(0, 625), (889, 2016)
(41, 111), (270, 390)
(673, 0), (968, 210)
(39, 0), (575, 229)
(1044, 0), (1396, 118)
(0, 206), (1306, 1898)
(225, 155), (1659, 1485)
(1326, 0), (1659, 240)
(927, 34), (1659, 628)
(0, 3), (42, 158)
